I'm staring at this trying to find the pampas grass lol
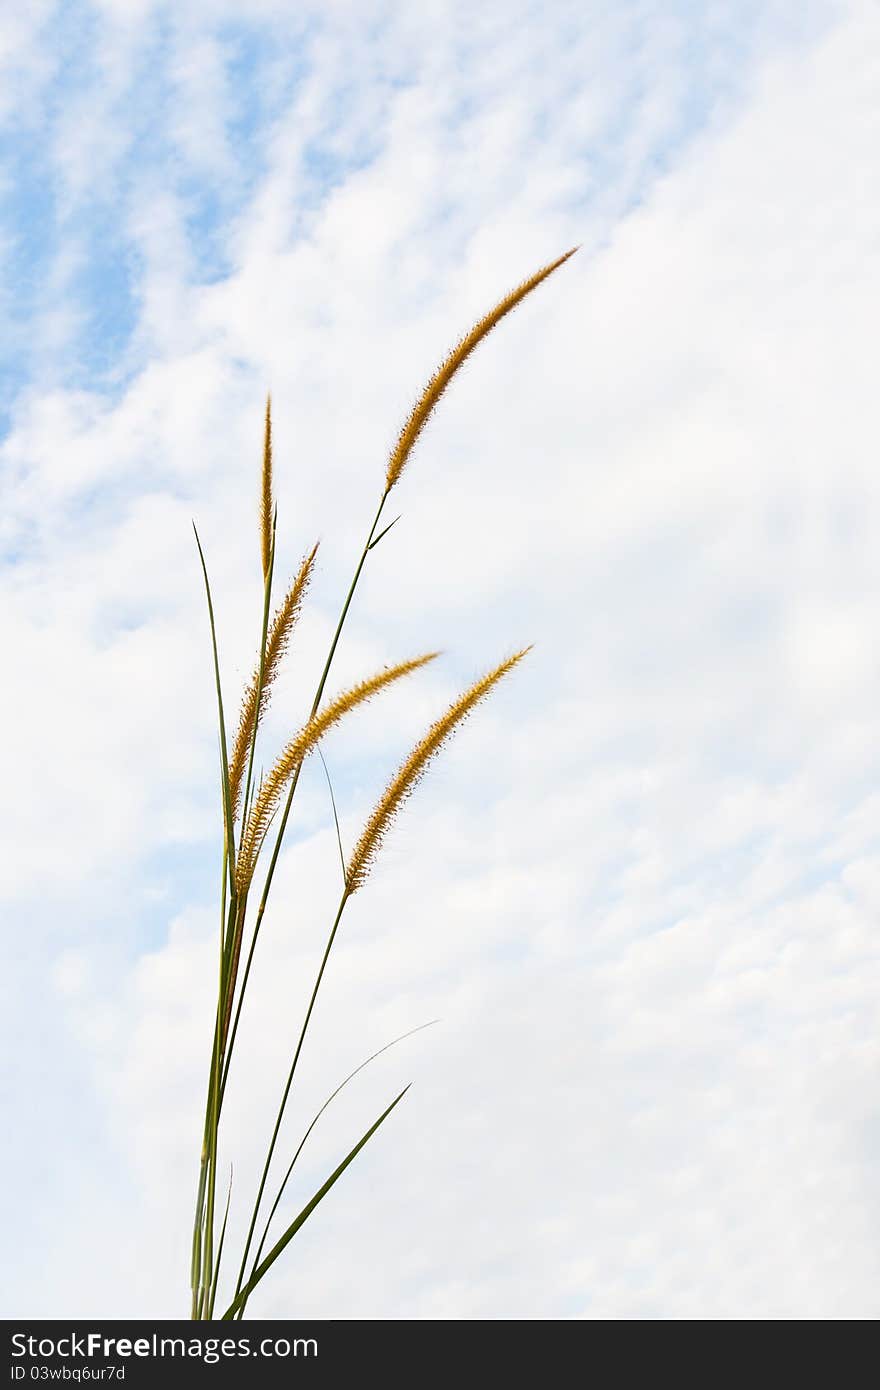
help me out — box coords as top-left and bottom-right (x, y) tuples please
(188, 248), (576, 1320)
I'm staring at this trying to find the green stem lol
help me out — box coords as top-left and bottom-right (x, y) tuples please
(193, 516), (278, 1316)
(190, 528), (238, 1317)
(218, 490), (388, 1104)
(233, 888), (351, 1312)
(219, 896), (263, 1107)
(190, 837), (229, 1318)
(190, 1147), (207, 1319)
(206, 489), (388, 1316)
(237, 519), (277, 863)
(249, 1020), (436, 1282)
(311, 490), (389, 719)
(220, 525), (276, 1056)
(200, 906), (233, 1317)
(203, 1010), (222, 1310)
(207, 1166), (233, 1320)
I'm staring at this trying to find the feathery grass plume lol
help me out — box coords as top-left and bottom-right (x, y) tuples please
(346, 647), (531, 893)
(237, 652), (440, 892)
(228, 544), (319, 821)
(260, 394), (273, 580)
(385, 248), (578, 493)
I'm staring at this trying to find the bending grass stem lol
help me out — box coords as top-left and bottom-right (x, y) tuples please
(221, 524), (277, 1052)
(200, 997), (223, 1316)
(217, 490), (389, 1105)
(207, 1167), (234, 1321)
(311, 490), (389, 721)
(249, 1021), (438, 1285)
(190, 836), (230, 1318)
(191, 529), (238, 1318)
(202, 489), (388, 1315)
(237, 518), (277, 866)
(233, 887), (351, 1312)
(190, 1149), (207, 1318)
(200, 882), (241, 1316)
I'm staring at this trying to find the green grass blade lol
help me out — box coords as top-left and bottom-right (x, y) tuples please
(367, 513), (401, 550)
(247, 1021), (438, 1298)
(220, 513), (278, 1067)
(221, 492), (393, 1130)
(232, 892), (350, 1303)
(221, 1085), (410, 1320)
(190, 1152), (207, 1318)
(237, 507), (277, 862)
(192, 523), (235, 894)
(191, 521), (238, 1314)
(238, 491), (389, 947)
(207, 1167), (234, 1320)
(316, 745), (346, 883)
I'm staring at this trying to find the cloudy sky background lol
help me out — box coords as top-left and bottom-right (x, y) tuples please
(2, 0), (879, 1319)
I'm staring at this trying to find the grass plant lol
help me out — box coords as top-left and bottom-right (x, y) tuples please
(188, 247), (577, 1319)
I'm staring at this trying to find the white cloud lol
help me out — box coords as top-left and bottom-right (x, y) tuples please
(0, 2), (59, 127)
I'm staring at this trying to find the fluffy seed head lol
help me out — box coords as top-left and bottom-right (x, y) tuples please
(236, 651), (440, 892)
(228, 544), (319, 821)
(385, 248), (577, 492)
(346, 647), (531, 893)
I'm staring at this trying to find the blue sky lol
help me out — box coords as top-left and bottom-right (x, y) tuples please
(0, 1), (816, 435)
(2, 0), (879, 1319)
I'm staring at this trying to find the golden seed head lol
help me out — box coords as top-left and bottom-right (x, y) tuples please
(385, 248), (577, 492)
(346, 647), (531, 893)
(228, 543), (319, 821)
(236, 651), (440, 894)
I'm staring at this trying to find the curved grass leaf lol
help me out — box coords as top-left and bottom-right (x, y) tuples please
(221, 1085), (410, 1320)
(247, 1022), (438, 1294)
(207, 1167), (234, 1320)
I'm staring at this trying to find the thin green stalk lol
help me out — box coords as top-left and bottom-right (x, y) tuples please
(197, 879), (243, 1318)
(313, 490), (388, 717)
(201, 834), (254, 1313)
(192, 946), (227, 1315)
(207, 1167), (234, 1320)
(218, 904), (256, 1107)
(249, 1021), (437, 1283)
(267, 491), (389, 870)
(200, 958), (226, 1314)
(219, 841), (229, 963)
(192, 525), (236, 906)
(237, 512), (277, 864)
(255, 489), (389, 899)
(222, 1086), (410, 1320)
(218, 491), (389, 1104)
(191, 836), (231, 1318)
(199, 892), (238, 1318)
(317, 745), (347, 883)
(191, 526), (238, 1317)
(220, 519), (277, 1060)
(227, 491), (391, 1307)
(190, 1151), (207, 1318)
(233, 887), (352, 1308)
